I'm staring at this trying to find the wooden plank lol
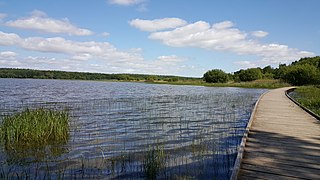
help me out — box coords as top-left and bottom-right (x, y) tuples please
(245, 141), (320, 156)
(242, 158), (320, 173)
(243, 151), (320, 167)
(238, 169), (301, 180)
(237, 87), (320, 180)
(244, 146), (320, 159)
(246, 138), (320, 150)
(241, 163), (320, 180)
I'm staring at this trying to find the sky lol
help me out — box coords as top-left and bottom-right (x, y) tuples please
(0, 0), (319, 77)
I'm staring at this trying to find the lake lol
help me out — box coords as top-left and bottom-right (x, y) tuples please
(0, 78), (266, 179)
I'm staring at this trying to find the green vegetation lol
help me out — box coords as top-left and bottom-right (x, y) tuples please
(143, 145), (166, 179)
(236, 68), (263, 82)
(150, 79), (289, 89)
(203, 69), (229, 83)
(281, 64), (319, 85)
(204, 56), (320, 86)
(0, 68), (198, 82)
(291, 86), (320, 116)
(0, 108), (69, 149)
(1, 56), (319, 88)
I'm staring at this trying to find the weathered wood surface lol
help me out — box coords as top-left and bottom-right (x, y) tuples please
(238, 87), (320, 180)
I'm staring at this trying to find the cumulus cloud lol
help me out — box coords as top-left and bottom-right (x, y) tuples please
(233, 61), (257, 69)
(0, 31), (140, 61)
(157, 55), (186, 63)
(5, 10), (93, 36)
(129, 18), (187, 32)
(0, 31), (21, 46)
(0, 51), (17, 58)
(0, 31), (202, 76)
(0, 51), (19, 67)
(108, 0), (145, 6)
(251, 30), (268, 38)
(138, 19), (314, 66)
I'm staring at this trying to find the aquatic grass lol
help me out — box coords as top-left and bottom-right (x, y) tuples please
(0, 108), (70, 149)
(143, 145), (166, 179)
(0, 86), (265, 179)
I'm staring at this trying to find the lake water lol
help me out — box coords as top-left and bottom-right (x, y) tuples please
(0, 78), (266, 179)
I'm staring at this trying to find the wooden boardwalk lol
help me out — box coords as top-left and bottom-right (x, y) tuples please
(238, 87), (320, 180)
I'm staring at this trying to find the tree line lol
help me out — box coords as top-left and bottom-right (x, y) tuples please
(1, 56), (319, 86)
(203, 56), (320, 86)
(0, 68), (198, 82)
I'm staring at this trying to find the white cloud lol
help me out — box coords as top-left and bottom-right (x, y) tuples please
(5, 10), (93, 36)
(251, 30), (268, 38)
(142, 19), (314, 66)
(0, 51), (20, 67)
(0, 31), (202, 76)
(234, 61), (257, 69)
(0, 51), (17, 58)
(101, 32), (110, 37)
(0, 31), (141, 61)
(0, 31), (22, 46)
(212, 21), (234, 29)
(157, 55), (186, 63)
(71, 53), (92, 61)
(108, 0), (144, 6)
(129, 18), (187, 32)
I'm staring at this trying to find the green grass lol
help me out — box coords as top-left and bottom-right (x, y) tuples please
(0, 108), (70, 149)
(292, 86), (320, 116)
(148, 79), (290, 89)
(143, 145), (166, 179)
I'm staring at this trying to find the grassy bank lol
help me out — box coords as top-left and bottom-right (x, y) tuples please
(148, 79), (290, 89)
(291, 86), (320, 116)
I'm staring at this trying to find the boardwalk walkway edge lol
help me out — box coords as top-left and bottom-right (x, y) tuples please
(285, 88), (320, 120)
(229, 90), (269, 180)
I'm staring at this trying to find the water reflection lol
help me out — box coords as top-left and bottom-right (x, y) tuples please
(0, 79), (266, 179)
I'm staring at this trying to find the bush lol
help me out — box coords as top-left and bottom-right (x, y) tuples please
(238, 68), (263, 82)
(203, 69), (228, 83)
(281, 64), (319, 85)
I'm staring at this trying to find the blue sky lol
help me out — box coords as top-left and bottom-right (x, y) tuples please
(0, 0), (319, 77)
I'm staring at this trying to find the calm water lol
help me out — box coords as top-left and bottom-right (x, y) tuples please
(0, 78), (266, 179)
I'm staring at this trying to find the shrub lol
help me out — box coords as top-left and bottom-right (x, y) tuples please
(281, 64), (319, 85)
(203, 69), (228, 83)
(238, 68), (263, 82)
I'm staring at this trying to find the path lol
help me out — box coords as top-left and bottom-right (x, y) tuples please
(238, 87), (320, 180)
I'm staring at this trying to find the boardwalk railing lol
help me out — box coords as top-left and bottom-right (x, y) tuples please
(285, 88), (320, 120)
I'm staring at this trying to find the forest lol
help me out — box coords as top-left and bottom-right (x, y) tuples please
(0, 68), (198, 82)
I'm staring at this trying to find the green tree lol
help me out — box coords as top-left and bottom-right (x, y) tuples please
(281, 64), (319, 85)
(203, 69), (228, 83)
(238, 68), (263, 82)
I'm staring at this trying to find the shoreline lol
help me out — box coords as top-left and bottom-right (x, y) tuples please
(0, 77), (289, 89)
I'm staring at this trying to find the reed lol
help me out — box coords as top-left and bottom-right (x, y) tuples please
(0, 108), (69, 149)
(143, 145), (166, 179)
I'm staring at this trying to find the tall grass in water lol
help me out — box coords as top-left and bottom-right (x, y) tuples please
(143, 145), (166, 179)
(0, 108), (69, 149)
